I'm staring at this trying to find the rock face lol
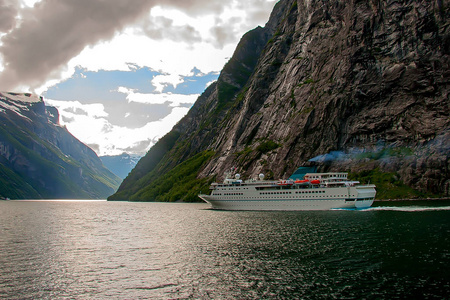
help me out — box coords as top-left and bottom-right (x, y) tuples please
(110, 0), (449, 201)
(0, 92), (121, 199)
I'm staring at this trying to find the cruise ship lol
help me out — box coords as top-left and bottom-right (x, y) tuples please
(199, 167), (376, 211)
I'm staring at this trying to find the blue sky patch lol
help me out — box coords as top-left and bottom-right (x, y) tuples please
(44, 66), (218, 103)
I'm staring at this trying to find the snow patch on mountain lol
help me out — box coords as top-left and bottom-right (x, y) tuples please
(0, 92), (42, 103)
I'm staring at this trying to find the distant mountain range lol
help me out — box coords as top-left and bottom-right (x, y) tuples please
(100, 153), (141, 179)
(110, 0), (449, 202)
(0, 92), (121, 199)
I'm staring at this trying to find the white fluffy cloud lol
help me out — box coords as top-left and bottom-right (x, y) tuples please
(45, 98), (190, 156)
(45, 99), (108, 118)
(118, 87), (199, 107)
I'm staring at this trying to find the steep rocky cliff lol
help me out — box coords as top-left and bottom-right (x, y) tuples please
(0, 92), (121, 199)
(110, 0), (449, 201)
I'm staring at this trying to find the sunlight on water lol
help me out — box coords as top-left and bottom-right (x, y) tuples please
(15, 199), (108, 202)
(0, 201), (449, 299)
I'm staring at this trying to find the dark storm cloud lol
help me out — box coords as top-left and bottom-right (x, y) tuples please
(140, 15), (202, 43)
(123, 139), (153, 154)
(87, 143), (100, 154)
(0, 0), (159, 91)
(209, 16), (242, 49)
(237, 1), (277, 25)
(0, 0), (274, 91)
(162, 0), (225, 16)
(0, 0), (19, 32)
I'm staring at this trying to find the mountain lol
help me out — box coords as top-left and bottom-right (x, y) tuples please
(100, 153), (141, 179)
(0, 92), (121, 199)
(109, 0), (449, 202)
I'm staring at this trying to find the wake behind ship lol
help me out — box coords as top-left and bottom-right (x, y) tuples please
(199, 167), (376, 211)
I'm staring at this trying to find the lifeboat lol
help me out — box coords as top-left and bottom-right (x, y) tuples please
(310, 179), (321, 185)
(277, 180), (294, 186)
(295, 179), (309, 184)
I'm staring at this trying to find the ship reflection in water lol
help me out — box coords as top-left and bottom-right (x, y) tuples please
(0, 200), (449, 299)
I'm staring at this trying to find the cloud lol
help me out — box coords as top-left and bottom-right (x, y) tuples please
(45, 98), (190, 156)
(0, 0), (19, 32)
(0, 0), (158, 91)
(236, 0), (278, 25)
(0, 0), (276, 92)
(118, 87), (199, 107)
(45, 99), (108, 119)
(139, 15), (202, 44)
(162, 0), (225, 16)
(151, 74), (184, 93)
(209, 18), (241, 49)
(1, 0), (277, 156)
(43, 66), (215, 134)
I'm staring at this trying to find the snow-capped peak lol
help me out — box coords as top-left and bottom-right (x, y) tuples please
(0, 92), (42, 103)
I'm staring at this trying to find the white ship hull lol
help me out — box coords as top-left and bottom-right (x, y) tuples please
(199, 197), (375, 211)
(199, 174), (376, 211)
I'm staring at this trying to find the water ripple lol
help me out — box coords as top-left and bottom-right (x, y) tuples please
(0, 201), (449, 299)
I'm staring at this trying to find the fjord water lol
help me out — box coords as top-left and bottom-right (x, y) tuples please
(1, 201), (449, 299)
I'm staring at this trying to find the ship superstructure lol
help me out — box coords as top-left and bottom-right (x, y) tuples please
(199, 168), (376, 211)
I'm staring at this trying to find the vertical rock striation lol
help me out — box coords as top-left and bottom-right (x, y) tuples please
(110, 0), (449, 201)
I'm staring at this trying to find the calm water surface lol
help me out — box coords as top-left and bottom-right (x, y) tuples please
(0, 200), (449, 299)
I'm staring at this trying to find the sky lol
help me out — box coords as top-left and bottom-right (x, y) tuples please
(0, 0), (277, 156)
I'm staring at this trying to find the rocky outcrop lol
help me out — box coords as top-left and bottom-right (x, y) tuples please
(110, 0), (449, 201)
(0, 92), (121, 199)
